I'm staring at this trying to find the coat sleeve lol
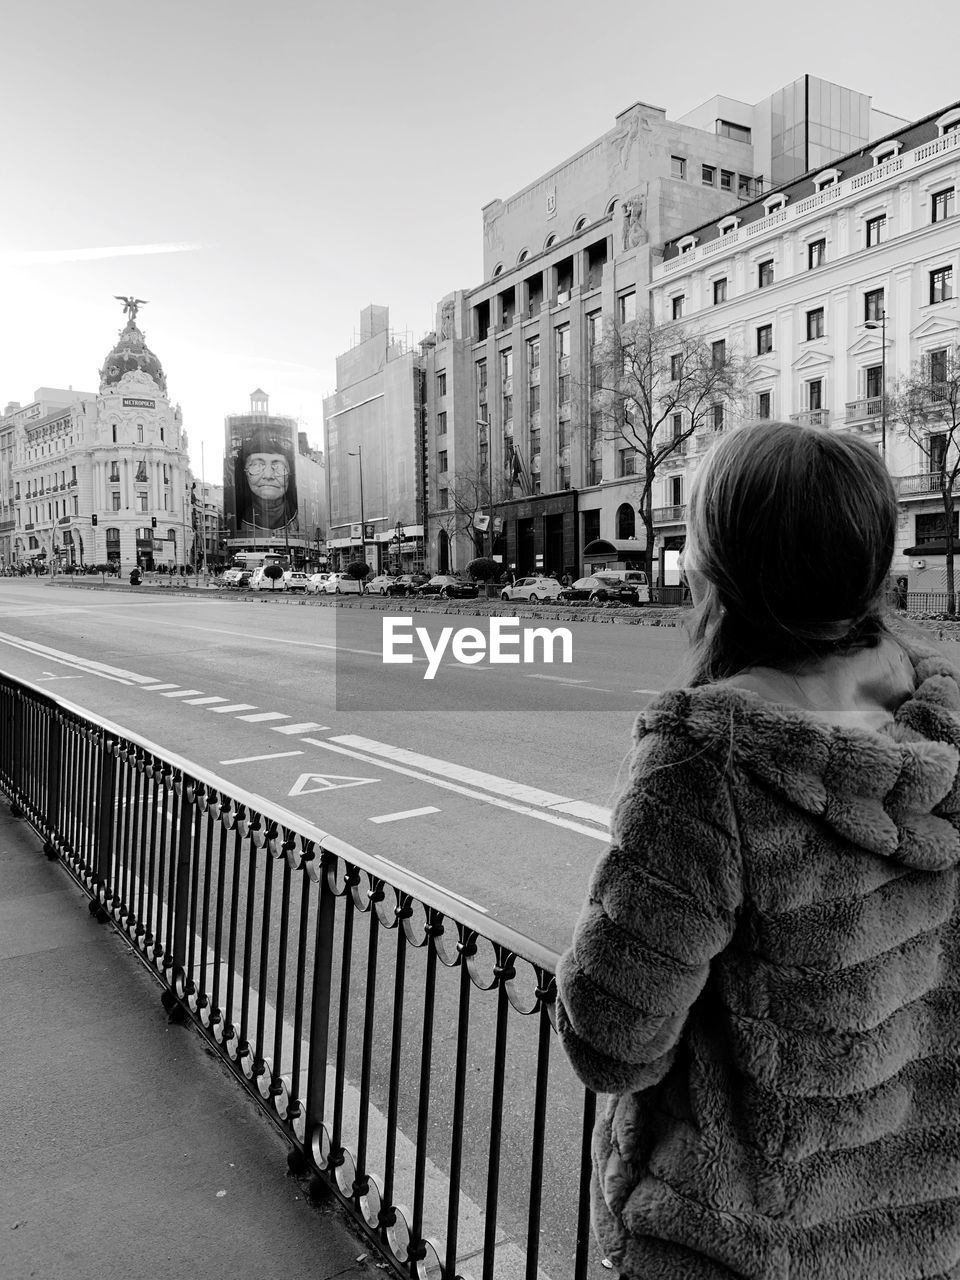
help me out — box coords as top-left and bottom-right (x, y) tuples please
(556, 726), (743, 1096)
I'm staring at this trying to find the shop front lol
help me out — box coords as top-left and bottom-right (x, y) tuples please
(498, 491), (578, 580)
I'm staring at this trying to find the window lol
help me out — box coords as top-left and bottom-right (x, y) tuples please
(589, 409), (602, 448)
(718, 119), (752, 144)
(71, 465), (76, 483)
(756, 325), (773, 355)
(932, 187), (955, 223)
(929, 433), (948, 473)
(712, 339), (727, 366)
(530, 426), (540, 456)
(808, 379), (823, 411)
(671, 156), (686, 180)
(865, 365), (883, 399)
(670, 353), (682, 381)
(111, 424), (117, 443)
(930, 266), (954, 304)
(808, 239), (826, 269)
(137, 492), (148, 512)
(135, 460), (147, 483)
(437, 371), (447, 397)
(738, 174), (754, 198)
(758, 259), (774, 288)
(476, 359), (488, 390)
(556, 325), (570, 361)
(527, 337), (540, 372)
(500, 349), (513, 382)
(557, 375), (571, 404)
(617, 292), (636, 325)
(720, 169), (733, 191)
(864, 289), (885, 322)
(931, 348), (949, 385)
(437, 487), (449, 510)
(437, 411), (447, 434)
(672, 295), (684, 320)
(137, 425), (143, 443)
(73, 497), (78, 515)
(159, 427), (164, 442)
(916, 510), (958, 546)
(617, 447), (638, 477)
(757, 391), (771, 420)
(529, 384), (540, 414)
(437, 450), (448, 474)
(503, 394), (513, 421)
(713, 278), (727, 305)
(112, 492), (121, 511)
(701, 164), (716, 186)
(806, 308), (824, 340)
(589, 458), (603, 485)
(109, 461), (120, 482)
(587, 312), (603, 348)
(866, 215), (886, 247)
(558, 420), (571, 448)
(712, 404), (725, 431)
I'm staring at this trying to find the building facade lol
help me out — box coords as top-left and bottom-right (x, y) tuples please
(649, 99), (960, 590)
(223, 389), (327, 570)
(8, 307), (195, 572)
(322, 306), (426, 573)
(425, 75), (902, 576)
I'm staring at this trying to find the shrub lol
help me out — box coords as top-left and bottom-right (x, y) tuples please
(344, 561), (371, 581)
(263, 562), (284, 590)
(465, 557), (500, 583)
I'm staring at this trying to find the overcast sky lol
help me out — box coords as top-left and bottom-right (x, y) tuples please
(2, 0), (959, 479)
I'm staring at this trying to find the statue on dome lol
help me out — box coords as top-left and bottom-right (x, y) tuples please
(114, 295), (148, 322)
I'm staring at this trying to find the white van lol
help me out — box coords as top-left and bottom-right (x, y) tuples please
(250, 566), (284, 591)
(598, 569), (650, 603)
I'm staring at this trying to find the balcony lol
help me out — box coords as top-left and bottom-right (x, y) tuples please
(790, 409), (830, 427)
(846, 396), (884, 424)
(653, 504), (687, 524)
(897, 472), (960, 497)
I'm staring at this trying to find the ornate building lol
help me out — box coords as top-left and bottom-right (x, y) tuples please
(9, 299), (195, 571)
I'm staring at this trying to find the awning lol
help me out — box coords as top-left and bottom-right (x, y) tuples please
(583, 537), (648, 557)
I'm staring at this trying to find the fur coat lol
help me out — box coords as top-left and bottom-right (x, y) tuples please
(557, 646), (960, 1279)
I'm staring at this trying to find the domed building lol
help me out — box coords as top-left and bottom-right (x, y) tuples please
(7, 299), (198, 573)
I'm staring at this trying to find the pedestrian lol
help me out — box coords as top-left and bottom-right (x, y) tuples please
(557, 420), (960, 1279)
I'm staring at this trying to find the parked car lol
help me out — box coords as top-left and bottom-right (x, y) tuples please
(282, 571), (310, 592)
(593, 569), (651, 604)
(500, 575), (562, 602)
(235, 570), (254, 589)
(221, 568), (244, 587)
(557, 573), (643, 605)
(414, 574), (480, 600)
(366, 573), (399, 596)
(385, 572), (431, 597)
(250, 566), (286, 591)
(305, 572), (331, 594)
(322, 572), (364, 595)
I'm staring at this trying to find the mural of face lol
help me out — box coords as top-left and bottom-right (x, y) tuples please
(244, 452), (290, 501)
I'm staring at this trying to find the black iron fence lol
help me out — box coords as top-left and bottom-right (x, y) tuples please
(0, 671), (600, 1280)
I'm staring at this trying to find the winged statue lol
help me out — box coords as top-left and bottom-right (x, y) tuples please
(114, 295), (148, 322)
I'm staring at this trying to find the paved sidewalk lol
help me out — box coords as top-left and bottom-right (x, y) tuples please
(0, 803), (371, 1280)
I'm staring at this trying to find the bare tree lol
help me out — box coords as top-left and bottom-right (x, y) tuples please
(891, 344), (960, 615)
(588, 313), (752, 582)
(434, 457), (513, 562)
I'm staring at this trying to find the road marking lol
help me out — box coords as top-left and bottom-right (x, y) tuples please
(146, 683), (180, 691)
(208, 702), (258, 713)
(159, 688), (204, 698)
(184, 695), (230, 705)
(302, 737), (609, 841)
(220, 750), (305, 765)
(0, 631), (138, 683)
(289, 772), (378, 796)
(369, 806), (440, 824)
(273, 722), (329, 735)
(632, 688), (662, 695)
(235, 711), (289, 723)
(36, 671), (83, 681)
(523, 674), (590, 684)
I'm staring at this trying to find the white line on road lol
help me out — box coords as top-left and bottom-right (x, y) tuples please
(522, 674), (590, 684)
(301, 737), (610, 841)
(219, 750), (305, 765)
(235, 711), (289, 723)
(272, 722), (329, 735)
(145, 683), (180, 691)
(369, 806), (441, 824)
(159, 688), (205, 698)
(208, 703), (257, 713)
(632, 689), (663, 695)
(184, 695), (230, 705)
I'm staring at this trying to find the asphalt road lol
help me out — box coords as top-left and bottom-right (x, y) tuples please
(0, 579), (688, 950)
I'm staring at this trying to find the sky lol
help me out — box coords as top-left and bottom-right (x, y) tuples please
(3, 0), (960, 482)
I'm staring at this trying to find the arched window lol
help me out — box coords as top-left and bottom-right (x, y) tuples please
(605, 197), (618, 216)
(106, 527), (120, 540)
(544, 233), (557, 250)
(517, 249), (528, 264)
(493, 263), (503, 277)
(616, 504), (636, 540)
(573, 216), (587, 233)
(437, 528), (449, 574)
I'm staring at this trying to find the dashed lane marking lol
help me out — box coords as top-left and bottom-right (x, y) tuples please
(235, 711), (289, 723)
(145, 683), (179, 691)
(208, 703), (258, 714)
(220, 750), (305, 765)
(369, 806), (441, 824)
(184, 695), (230, 706)
(159, 688), (205, 698)
(272, 722), (329, 735)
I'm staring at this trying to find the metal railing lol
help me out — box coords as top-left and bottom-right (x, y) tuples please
(0, 672), (598, 1280)
(652, 504), (686, 523)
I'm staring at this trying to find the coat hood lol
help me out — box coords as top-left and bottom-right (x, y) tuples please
(638, 645), (960, 872)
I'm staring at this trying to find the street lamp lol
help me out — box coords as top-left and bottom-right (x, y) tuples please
(864, 309), (888, 462)
(348, 444), (365, 564)
(394, 520), (405, 570)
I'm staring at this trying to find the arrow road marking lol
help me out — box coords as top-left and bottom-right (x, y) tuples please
(288, 772), (379, 797)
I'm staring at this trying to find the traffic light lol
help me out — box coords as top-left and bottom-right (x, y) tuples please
(151, 516), (157, 528)
(91, 514), (98, 526)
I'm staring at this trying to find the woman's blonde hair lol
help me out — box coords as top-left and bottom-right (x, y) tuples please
(682, 421), (897, 685)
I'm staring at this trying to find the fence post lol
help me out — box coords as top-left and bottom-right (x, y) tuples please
(10, 694), (24, 817)
(171, 776), (196, 996)
(44, 712), (62, 858)
(94, 736), (116, 902)
(304, 845), (336, 1183)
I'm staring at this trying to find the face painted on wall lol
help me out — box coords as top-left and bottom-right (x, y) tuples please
(244, 452), (290, 501)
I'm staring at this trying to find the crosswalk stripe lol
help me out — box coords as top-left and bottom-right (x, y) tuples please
(159, 688), (204, 698)
(272, 722), (328, 735)
(208, 703), (257, 714)
(184, 696), (229, 705)
(145, 683), (179, 691)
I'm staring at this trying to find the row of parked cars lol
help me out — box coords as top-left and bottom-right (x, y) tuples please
(218, 567), (650, 604)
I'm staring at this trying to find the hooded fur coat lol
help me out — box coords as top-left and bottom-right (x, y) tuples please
(556, 645), (960, 1280)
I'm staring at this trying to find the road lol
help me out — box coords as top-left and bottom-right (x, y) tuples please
(0, 579), (688, 950)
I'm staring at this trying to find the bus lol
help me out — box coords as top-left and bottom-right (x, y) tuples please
(230, 551), (289, 572)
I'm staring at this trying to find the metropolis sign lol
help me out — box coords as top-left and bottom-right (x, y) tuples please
(122, 397), (155, 409)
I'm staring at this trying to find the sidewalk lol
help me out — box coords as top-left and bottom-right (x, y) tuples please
(0, 803), (371, 1280)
